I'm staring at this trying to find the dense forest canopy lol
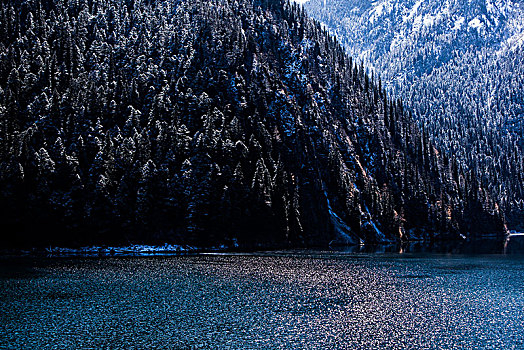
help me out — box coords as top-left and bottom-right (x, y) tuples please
(302, 0), (524, 230)
(0, 0), (506, 248)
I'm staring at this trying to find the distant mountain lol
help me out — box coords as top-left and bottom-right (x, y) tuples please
(303, 0), (524, 229)
(0, 0), (505, 248)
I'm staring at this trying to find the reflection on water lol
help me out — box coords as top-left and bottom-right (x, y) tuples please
(334, 239), (513, 255)
(1, 251), (524, 349)
(505, 234), (524, 255)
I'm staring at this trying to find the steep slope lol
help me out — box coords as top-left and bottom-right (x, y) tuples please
(0, 0), (505, 248)
(303, 0), (524, 229)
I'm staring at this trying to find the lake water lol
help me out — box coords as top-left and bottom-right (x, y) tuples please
(1, 251), (524, 349)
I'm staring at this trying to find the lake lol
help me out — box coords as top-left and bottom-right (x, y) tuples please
(1, 250), (524, 349)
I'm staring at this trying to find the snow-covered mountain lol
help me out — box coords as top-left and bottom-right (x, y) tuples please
(0, 0), (506, 247)
(304, 0), (524, 65)
(303, 0), (524, 228)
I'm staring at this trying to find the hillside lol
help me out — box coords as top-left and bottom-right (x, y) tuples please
(302, 0), (524, 229)
(0, 0), (506, 248)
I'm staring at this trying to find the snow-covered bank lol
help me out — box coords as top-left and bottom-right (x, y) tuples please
(44, 244), (199, 257)
(1, 244), (239, 257)
(5, 239), (243, 257)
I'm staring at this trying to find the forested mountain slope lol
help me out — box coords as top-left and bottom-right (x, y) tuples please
(302, 0), (524, 229)
(0, 0), (505, 248)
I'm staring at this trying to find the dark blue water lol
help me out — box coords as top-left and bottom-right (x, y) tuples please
(1, 251), (524, 349)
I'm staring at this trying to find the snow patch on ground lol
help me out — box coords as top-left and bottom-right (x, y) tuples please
(486, 0), (496, 14)
(325, 193), (361, 246)
(468, 17), (483, 29)
(452, 16), (465, 30)
(44, 244), (201, 256)
(369, 0), (392, 24)
(423, 14), (435, 27)
(412, 14), (423, 30)
(363, 205), (391, 243)
(369, 220), (386, 241)
(403, 0), (423, 23)
(498, 23), (524, 54)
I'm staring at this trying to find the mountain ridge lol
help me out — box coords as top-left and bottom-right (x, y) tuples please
(302, 0), (524, 229)
(0, 0), (506, 248)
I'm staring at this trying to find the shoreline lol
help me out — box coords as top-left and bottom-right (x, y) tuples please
(0, 244), (206, 258)
(0, 236), (514, 258)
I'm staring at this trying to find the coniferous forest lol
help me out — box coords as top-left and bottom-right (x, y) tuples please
(302, 0), (524, 231)
(0, 0), (506, 248)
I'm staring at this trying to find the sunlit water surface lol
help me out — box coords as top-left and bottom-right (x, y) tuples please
(1, 251), (524, 349)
